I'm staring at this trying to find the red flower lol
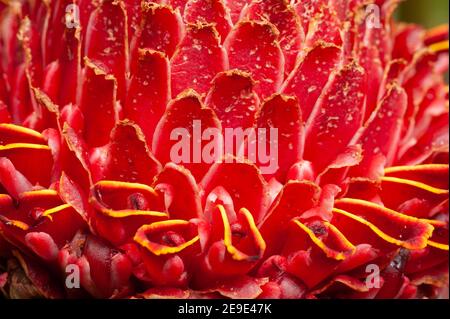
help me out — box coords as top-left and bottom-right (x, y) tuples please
(0, 0), (448, 299)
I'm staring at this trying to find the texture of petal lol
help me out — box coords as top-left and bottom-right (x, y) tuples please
(225, 20), (284, 99)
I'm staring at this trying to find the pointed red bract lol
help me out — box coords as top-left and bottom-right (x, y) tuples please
(305, 61), (366, 174)
(225, 0), (251, 24)
(282, 42), (341, 121)
(42, 25), (81, 107)
(225, 20), (284, 99)
(79, 59), (118, 149)
(152, 90), (222, 181)
(305, 5), (342, 47)
(259, 181), (321, 256)
(205, 70), (259, 131)
(85, 0), (128, 100)
(200, 160), (269, 223)
(93, 121), (161, 184)
(125, 49), (170, 144)
(132, 3), (184, 59)
(154, 163), (202, 220)
(171, 23), (228, 97)
(256, 94), (303, 181)
(244, 0), (304, 74)
(0, 0), (448, 301)
(169, 0), (190, 16)
(350, 84), (408, 177)
(184, 0), (233, 42)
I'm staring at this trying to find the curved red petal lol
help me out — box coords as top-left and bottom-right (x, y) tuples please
(171, 23), (228, 97)
(84, 0), (128, 100)
(0, 123), (46, 145)
(134, 219), (200, 287)
(305, 61), (366, 174)
(90, 180), (166, 245)
(94, 120), (161, 184)
(184, 0), (233, 42)
(79, 59), (118, 148)
(379, 174), (448, 218)
(259, 181), (321, 256)
(333, 198), (434, 250)
(282, 219), (356, 288)
(384, 164), (449, 190)
(205, 70), (259, 131)
(225, 20), (284, 99)
(152, 90), (222, 181)
(350, 84), (408, 177)
(224, 0), (251, 24)
(256, 94), (303, 182)
(200, 159), (269, 223)
(0, 143), (53, 188)
(243, 0), (305, 74)
(132, 3), (184, 59)
(125, 49), (170, 145)
(282, 42), (341, 121)
(153, 163), (202, 220)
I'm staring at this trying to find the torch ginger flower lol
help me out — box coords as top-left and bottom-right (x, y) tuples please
(0, 0), (448, 299)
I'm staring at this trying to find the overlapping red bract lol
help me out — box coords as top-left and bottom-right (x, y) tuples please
(0, 0), (448, 299)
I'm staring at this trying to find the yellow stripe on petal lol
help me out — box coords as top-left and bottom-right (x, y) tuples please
(332, 206), (432, 250)
(42, 204), (72, 221)
(8, 220), (30, 230)
(427, 240), (449, 251)
(324, 221), (356, 251)
(0, 194), (12, 201)
(99, 208), (167, 218)
(219, 205), (246, 261)
(240, 207), (266, 255)
(0, 123), (45, 140)
(0, 143), (50, 151)
(134, 220), (199, 256)
(384, 164), (449, 174)
(429, 40), (449, 53)
(381, 176), (448, 195)
(219, 205), (265, 261)
(94, 180), (158, 196)
(335, 198), (436, 225)
(0, 216), (30, 230)
(90, 181), (165, 219)
(20, 189), (58, 197)
(421, 218), (447, 227)
(292, 219), (350, 261)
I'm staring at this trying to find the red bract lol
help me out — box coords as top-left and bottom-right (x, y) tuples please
(0, 0), (449, 299)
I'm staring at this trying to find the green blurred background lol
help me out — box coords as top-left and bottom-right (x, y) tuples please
(397, 0), (449, 81)
(397, 0), (449, 28)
